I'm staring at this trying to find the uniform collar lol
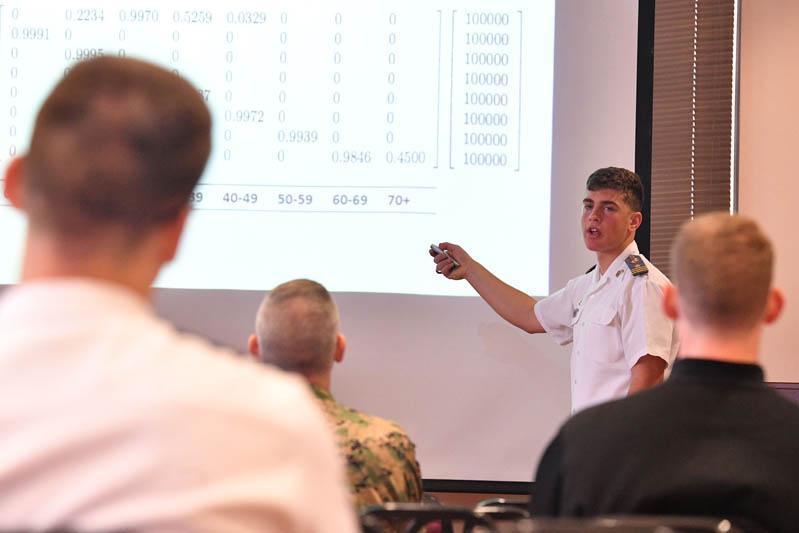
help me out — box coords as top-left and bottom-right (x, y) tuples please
(590, 241), (641, 284)
(310, 383), (336, 403)
(669, 358), (764, 384)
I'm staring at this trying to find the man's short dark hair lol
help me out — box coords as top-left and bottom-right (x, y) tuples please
(586, 167), (644, 212)
(24, 56), (211, 242)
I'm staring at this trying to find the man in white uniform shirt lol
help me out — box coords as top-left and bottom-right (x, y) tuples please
(431, 167), (678, 412)
(0, 57), (357, 533)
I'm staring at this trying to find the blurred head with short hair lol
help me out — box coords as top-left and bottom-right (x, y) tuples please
(249, 279), (346, 389)
(4, 56), (211, 292)
(663, 212), (784, 362)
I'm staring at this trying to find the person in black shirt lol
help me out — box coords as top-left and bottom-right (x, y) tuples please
(532, 212), (796, 533)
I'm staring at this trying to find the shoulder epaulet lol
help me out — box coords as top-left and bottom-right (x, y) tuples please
(585, 265), (596, 274)
(624, 254), (649, 276)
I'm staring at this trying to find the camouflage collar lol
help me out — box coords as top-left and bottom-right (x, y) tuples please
(310, 383), (335, 403)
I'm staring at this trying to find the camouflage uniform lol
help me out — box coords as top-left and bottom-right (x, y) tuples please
(311, 385), (423, 509)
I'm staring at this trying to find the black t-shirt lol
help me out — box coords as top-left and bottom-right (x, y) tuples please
(533, 358), (799, 533)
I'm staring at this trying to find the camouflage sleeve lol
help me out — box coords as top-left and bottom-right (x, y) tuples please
(384, 430), (423, 503)
(346, 427), (423, 509)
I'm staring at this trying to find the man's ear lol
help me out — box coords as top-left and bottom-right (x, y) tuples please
(247, 334), (260, 360)
(4, 156), (26, 209)
(764, 287), (785, 325)
(662, 284), (679, 320)
(333, 333), (346, 364)
(629, 211), (643, 231)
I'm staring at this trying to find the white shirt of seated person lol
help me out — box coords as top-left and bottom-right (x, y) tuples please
(0, 280), (359, 533)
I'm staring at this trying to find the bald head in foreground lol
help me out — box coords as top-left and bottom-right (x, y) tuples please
(0, 57), (356, 532)
(532, 213), (798, 532)
(250, 279), (423, 509)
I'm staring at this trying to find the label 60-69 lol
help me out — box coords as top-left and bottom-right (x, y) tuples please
(332, 194), (368, 206)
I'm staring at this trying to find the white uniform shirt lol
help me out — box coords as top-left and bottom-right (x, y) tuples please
(0, 279), (358, 533)
(534, 242), (679, 413)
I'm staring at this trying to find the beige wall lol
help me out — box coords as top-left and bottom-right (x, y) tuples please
(738, 0), (799, 380)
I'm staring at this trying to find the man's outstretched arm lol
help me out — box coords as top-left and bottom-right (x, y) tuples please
(431, 242), (545, 334)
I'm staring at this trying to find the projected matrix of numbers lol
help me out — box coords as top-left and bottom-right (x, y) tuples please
(1, 4), (532, 215)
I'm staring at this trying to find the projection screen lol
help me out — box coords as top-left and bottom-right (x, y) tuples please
(0, 0), (639, 483)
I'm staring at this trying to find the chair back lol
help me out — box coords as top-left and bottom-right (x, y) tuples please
(594, 516), (744, 533)
(512, 515), (744, 533)
(474, 497), (529, 511)
(361, 503), (498, 533)
(474, 503), (530, 533)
